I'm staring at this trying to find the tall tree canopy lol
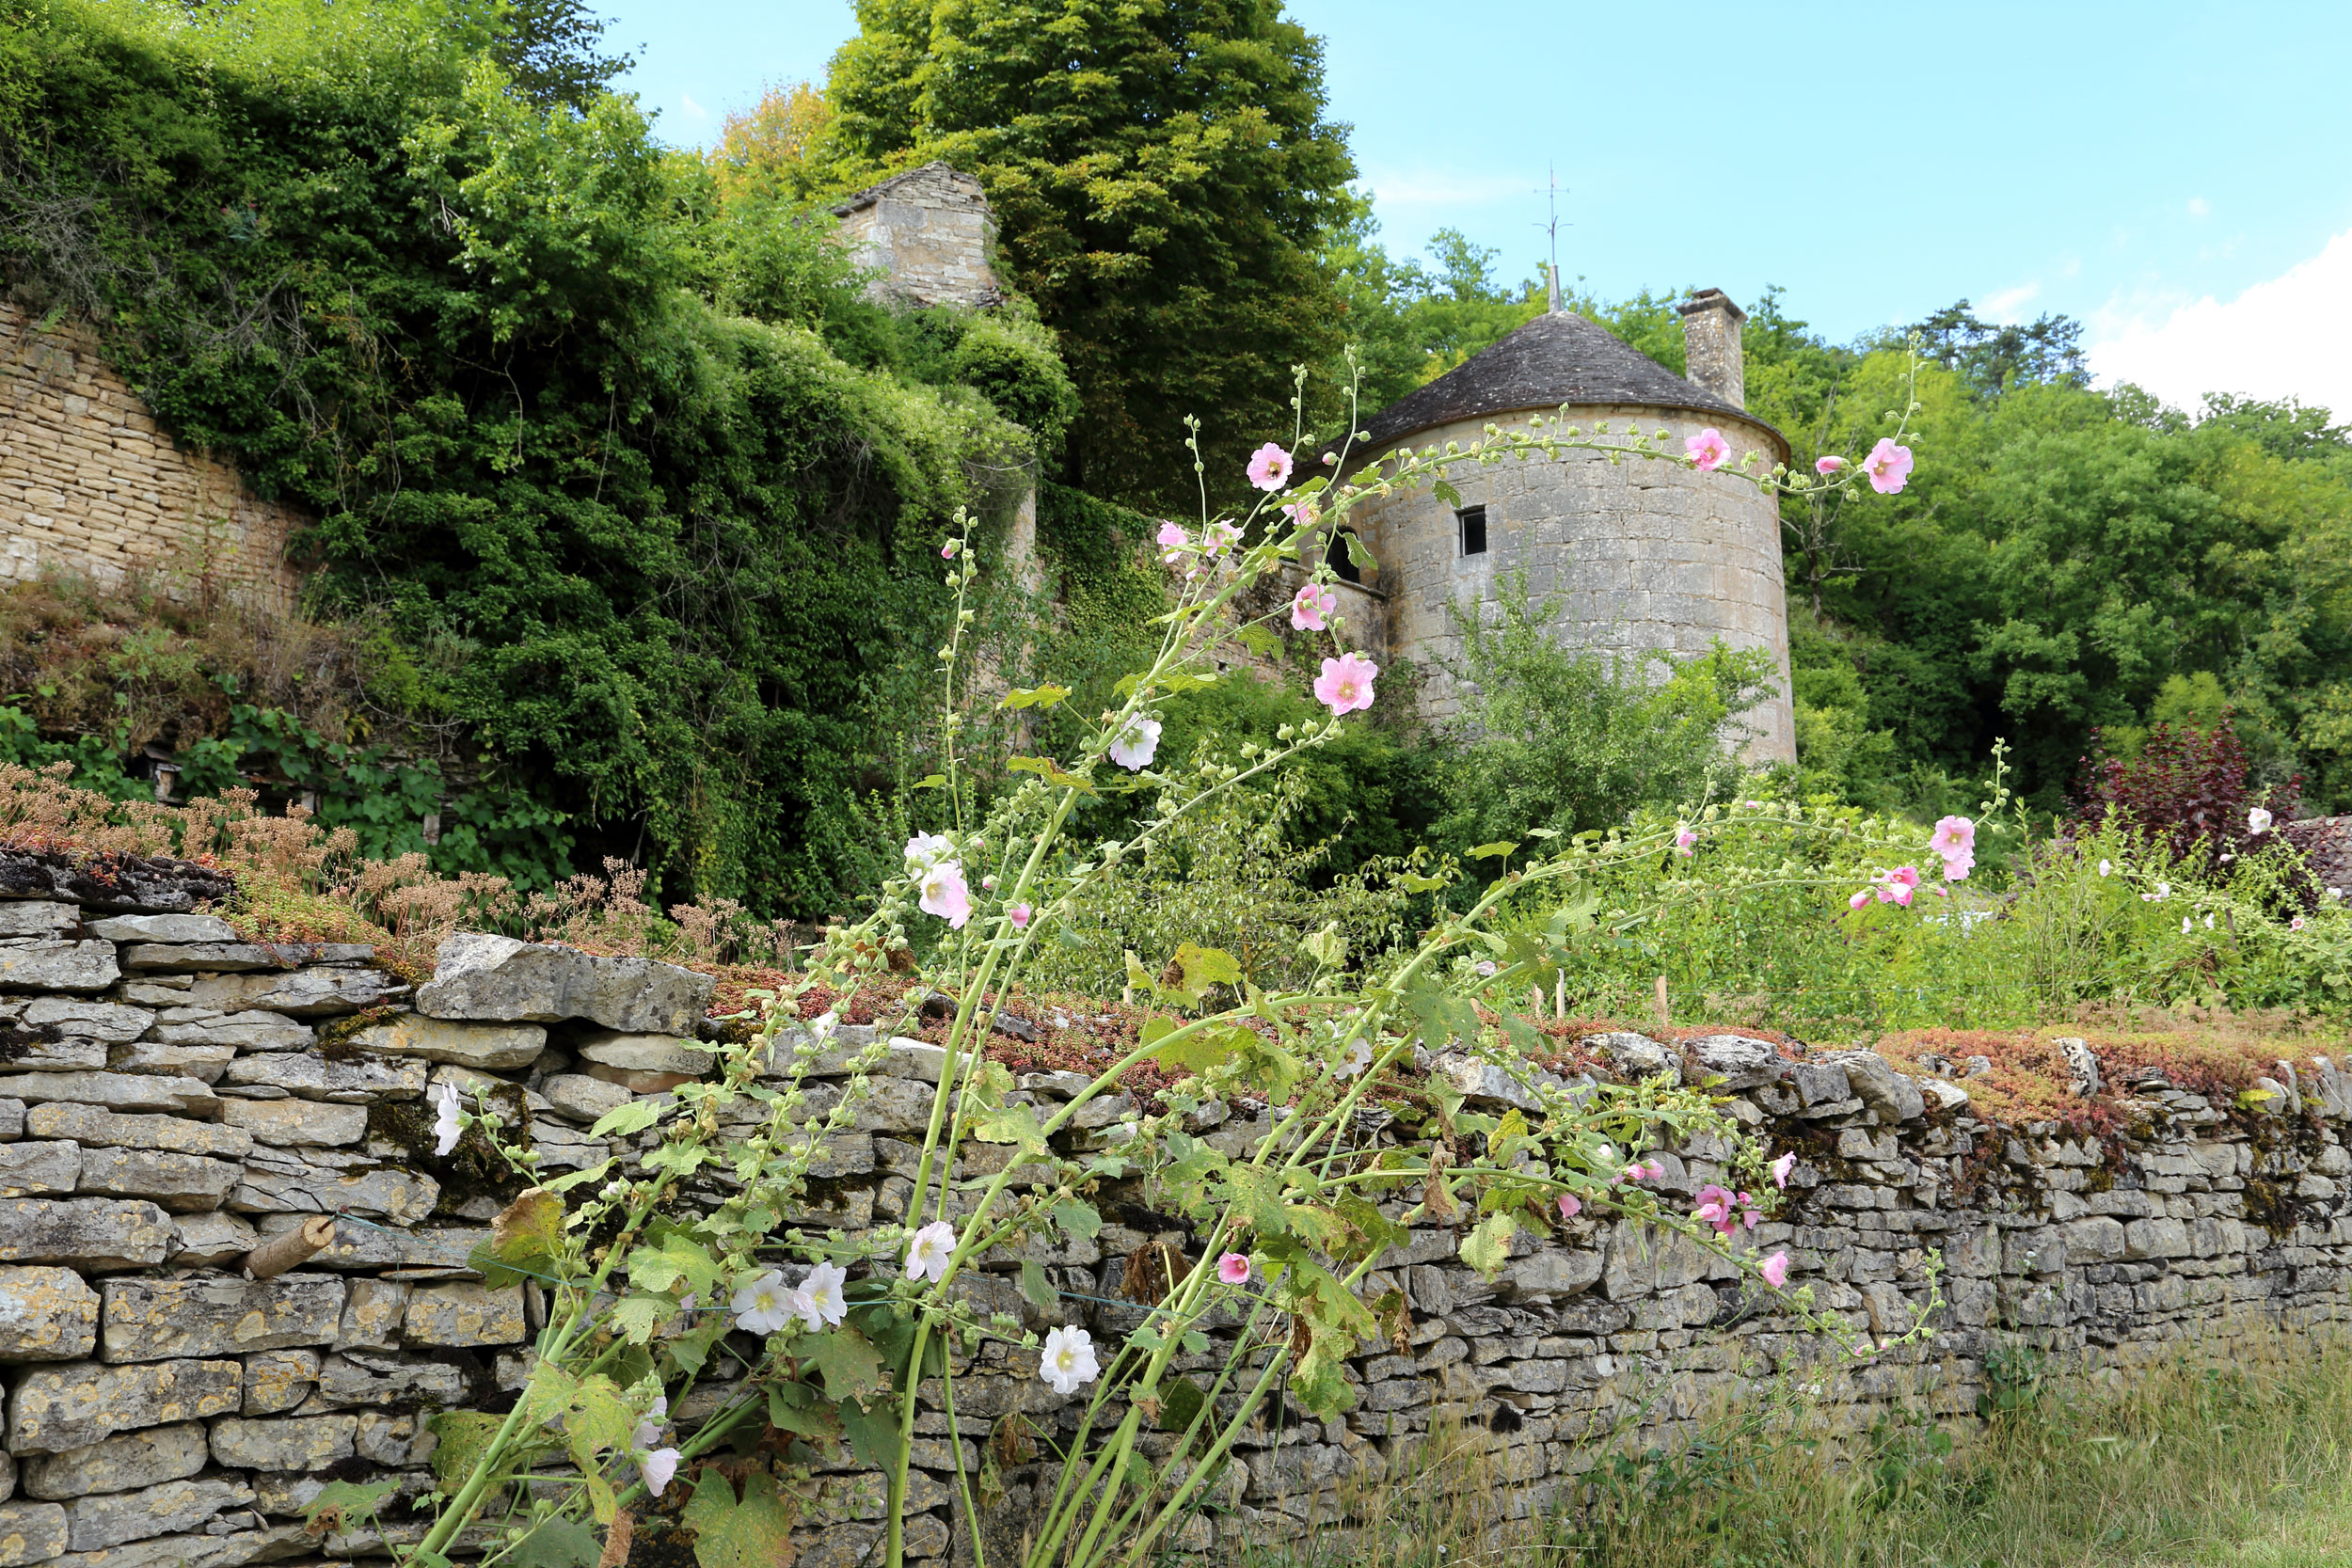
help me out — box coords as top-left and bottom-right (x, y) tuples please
(818, 0), (1358, 508)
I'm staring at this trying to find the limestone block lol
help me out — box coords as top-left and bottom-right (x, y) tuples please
(347, 1016), (545, 1071)
(74, 1149), (236, 1212)
(1819, 1052), (1926, 1122)
(208, 1416), (355, 1470)
(82, 917), (235, 945)
(0, 1145), (78, 1198)
(22, 1107), (247, 1161)
(573, 1030), (710, 1077)
(217, 1100), (365, 1148)
(0, 1201), (171, 1271)
(1427, 1054), (1537, 1112)
(2063, 1216), (2127, 1262)
(0, 1042), (104, 1075)
(240, 1349), (319, 1417)
(1600, 1221), (1711, 1301)
(335, 1279), (407, 1353)
(61, 1476), (252, 1550)
(2055, 1037), (2103, 1098)
(0, 1502), (65, 1565)
(1500, 1248), (1602, 1302)
(119, 944), (292, 974)
(0, 1268), (98, 1360)
(354, 1411), (435, 1467)
(538, 1075), (632, 1124)
(179, 969), (402, 1019)
(99, 1275), (344, 1362)
(2124, 1216), (2192, 1260)
(166, 1212), (257, 1269)
(14, 1004), (149, 1045)
(218, 1052), (427, 1104)
(312, 1350), (466, 1407)
(1590, 1032), (1679, 1085)
(402, 1283), (524, 1347)
(7, 1360), (242, 1453)
(0, 1076), (215, 1119)
(415, 932), (713, 1035)
(0, 907), (79, 940)
(229, 1149), (437, 1227)
(102, 1042), (231, 1084)
(51, 1519), (312, 1568)
(146, 1011), (310, 1052)
(1686, 1034), (1781, 1089)
(0, 1105), (20, 1143)
(19, 1423), (206, 1500)
(0, 943), (119, 994)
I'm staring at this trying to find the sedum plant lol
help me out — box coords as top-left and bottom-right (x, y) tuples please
(324, 361), (1958, 1568)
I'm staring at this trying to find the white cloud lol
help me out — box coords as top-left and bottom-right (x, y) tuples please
(2187, 196), (2210, 219)
(2087, 229), (2352, 419)
(681, 93), (710, 122)
(1978, 282), (2041, 322)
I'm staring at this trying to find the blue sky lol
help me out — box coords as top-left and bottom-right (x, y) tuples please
(598, 0), (2352, 415)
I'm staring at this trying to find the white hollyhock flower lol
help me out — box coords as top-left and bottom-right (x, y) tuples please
(797, 1260), (849, 1328)
(731, 1271), (801, 1335)
(904, 1221), (957, 1283)
(1040, 1325), (1100, 1395)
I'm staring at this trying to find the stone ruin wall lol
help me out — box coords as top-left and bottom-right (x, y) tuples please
(832, 165), (1002, 311)
(0, 305), (307, 617)
(0, 872), (2343, 1566)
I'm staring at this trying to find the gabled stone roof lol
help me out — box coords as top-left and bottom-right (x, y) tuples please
(1341, 310), (1788, 461)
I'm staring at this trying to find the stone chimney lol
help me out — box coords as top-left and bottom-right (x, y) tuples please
(1677, 289), (1747, 410)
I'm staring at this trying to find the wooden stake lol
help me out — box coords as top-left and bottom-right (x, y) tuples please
(1654, 975), (1671, 1030)
(245, 1215), (335, 1279)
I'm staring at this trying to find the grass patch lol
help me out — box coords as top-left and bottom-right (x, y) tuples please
(1225, 1326), (2352, 1568)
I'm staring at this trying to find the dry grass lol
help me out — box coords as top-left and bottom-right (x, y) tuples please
(1228, 1324), (2352, 1568)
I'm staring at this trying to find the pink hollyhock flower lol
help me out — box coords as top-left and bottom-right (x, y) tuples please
(1155, 520), (1190, 562)
(1760, 1252), (1791, 1288)
(1009, 903), (1032, 929)
(1815, 454), (1847, 475)
(1685, 428), (1729, 471)
(1873, 866), (1920, 908)
(1292, 582), (1337, 631)
(918, 863), (973, 928)
(1643, 1160), (1666, 1180)
(1217, 1252), (1251, 1285)
(1674, 825), (1697, 858)
(1928, 816), (1975, 861)
(2293, 915), (2309, 931)
(1281, 499), (1320, 530)
(1107, 716), (1162, 770)
(1557, 1192), (1582, 1220)
(1247, 442), (1294, 492)
(1204, 519), (1242, 555)
(1313, 653), (1379, 715)
(1692, 1184), (1738, 1235)
(1770, 1151), (1797, 1188)
(1849, 889), (1870, 911)
(1622, 1163), (1646, 1182)
(1940, 848), (1975, 881)
(941, 539), (961, 560)
(1864, 437), (1915, 494)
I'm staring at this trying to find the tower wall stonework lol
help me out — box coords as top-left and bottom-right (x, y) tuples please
(0, 305), (306, 615)
(1340, 405), (1797, 763)
(832, 164), (1001, 310)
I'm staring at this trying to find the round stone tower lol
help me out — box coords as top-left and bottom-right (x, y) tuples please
(1327, 289), (1796, 763)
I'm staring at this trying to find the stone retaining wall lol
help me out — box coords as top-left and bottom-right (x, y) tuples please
(0, 883), (2344, 1568)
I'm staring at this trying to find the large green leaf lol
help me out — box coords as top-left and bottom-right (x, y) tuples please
(1459, 1212), (1518, 1279)
(512, 1518), (599, 1568)
(682, 1470), (799, 1568)
(802, 1327), (886, 1402)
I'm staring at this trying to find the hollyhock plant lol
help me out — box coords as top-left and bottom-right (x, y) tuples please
(797, 1261), (848, 1329)
(1247, 442), (1294, 492)
(1685, 428), (1729, 471)
(1009, 903), (1032, 929)
(1865, 437), (1915, 494)
(918, 862), (974, 928)
(1557, 1192), (1582, 1220)
(1760, 1252), (1791, 1288)
(1204, 519), (1242, 555)
(1291, 581), (1337, 631)
(1155, 520), (1190, 563)
(1217, 1252), (1251, 1285)
(731, 1271), (800, 1336)
(430, 1081), (464, 1157)
(1675, 825), (1697, 857)
(1313, 653), (1379, 715)
(1041, 1325), (1101, 1394)
(1771, 1151), (1797, 1188)
(639, 1448), (680, 1497)
(904, 1220), (957, 1284)
(1815, 454), (1847, 474)
(1107, 716), (1163, 770)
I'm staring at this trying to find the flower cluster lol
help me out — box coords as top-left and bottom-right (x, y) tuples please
(731, 1260), (850, 1336)
(907, 833), (973, 928)
(1846, 816), (1973, 911)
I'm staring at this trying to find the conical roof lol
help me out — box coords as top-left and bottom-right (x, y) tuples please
(1342, 310), (1787, 460)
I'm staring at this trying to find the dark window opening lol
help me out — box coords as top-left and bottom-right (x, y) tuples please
(1457, 504), (1488, 557)
(1325, 531), (1361, 583)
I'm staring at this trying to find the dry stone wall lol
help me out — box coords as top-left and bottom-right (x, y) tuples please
(0, 889), (2345, 1567)
(0, 304), (307, 616)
